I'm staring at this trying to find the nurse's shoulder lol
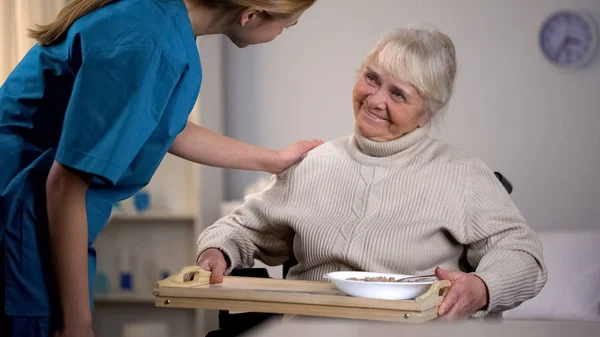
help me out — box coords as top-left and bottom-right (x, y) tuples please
(64, 0), (187, 71)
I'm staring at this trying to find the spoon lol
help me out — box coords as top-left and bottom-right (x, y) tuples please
(394, 274), (438, 282)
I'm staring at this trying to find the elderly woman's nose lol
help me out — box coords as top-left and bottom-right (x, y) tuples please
(368, 89), (387, 109)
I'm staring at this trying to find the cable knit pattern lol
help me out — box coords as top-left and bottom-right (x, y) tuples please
(197, 124), (547, 316)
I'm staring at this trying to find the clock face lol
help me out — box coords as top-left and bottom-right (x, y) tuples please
(539, 10), (597, 67)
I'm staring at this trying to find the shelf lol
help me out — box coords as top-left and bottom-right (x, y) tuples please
(109, 211), (196, 222)
(94, 293), (156, 304)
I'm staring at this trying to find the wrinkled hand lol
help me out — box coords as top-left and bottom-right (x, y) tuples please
(197, 248), (228, 284)
(269, 139), (324, 174)
(435, 267), (489, 320)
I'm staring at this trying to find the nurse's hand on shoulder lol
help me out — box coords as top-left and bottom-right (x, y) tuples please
(197, 248), (227, 284)
(269, 139), (324, 174)
(434, 267), (489, 320)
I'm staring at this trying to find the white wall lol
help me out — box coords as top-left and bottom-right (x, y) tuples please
(223, 0), (600, 231)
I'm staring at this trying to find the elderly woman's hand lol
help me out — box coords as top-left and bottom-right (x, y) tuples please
(196, 248), (228, 284)
(434, 267), (489, 319)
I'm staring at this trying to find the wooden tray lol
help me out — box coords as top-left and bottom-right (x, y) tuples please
(153, 266), (451, 323)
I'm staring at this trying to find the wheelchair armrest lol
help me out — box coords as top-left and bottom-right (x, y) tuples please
(494, 171), (513, 194)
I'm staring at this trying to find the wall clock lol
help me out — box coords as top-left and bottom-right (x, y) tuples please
(539, 9), (598, 69)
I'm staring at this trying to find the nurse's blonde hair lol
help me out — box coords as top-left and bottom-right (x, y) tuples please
(362, 25), (457, 121)
(29, 0), (316, 46)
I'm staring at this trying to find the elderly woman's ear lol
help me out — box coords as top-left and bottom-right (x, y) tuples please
(418, 113), (431, 128)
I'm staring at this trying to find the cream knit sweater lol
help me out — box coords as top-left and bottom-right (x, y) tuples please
(197, 124), (547, 316)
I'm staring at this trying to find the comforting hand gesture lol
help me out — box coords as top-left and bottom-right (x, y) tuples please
(434, 267), (489, 320)
(269, 139), (324, 174)
(197, 248), (228, 284)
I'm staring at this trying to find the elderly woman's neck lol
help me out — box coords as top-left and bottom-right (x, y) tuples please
(353, 125), (431, 158)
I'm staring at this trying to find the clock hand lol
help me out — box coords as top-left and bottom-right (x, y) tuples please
(553, 37), (569, 61)
(567, 36), (582, 45)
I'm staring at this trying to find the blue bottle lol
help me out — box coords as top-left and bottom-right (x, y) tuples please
(134, 190), (151, 213)
(119, 249), (134, 292)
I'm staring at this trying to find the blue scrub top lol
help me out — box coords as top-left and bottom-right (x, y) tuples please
(0, 0), (202, 316)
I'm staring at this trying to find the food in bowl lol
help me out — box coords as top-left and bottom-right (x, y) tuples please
(347, 276), (434, 283)
(347, 276), (397, 282)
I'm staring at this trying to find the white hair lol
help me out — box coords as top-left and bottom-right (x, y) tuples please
(362, 24), (457, 121)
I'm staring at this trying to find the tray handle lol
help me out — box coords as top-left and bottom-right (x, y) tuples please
(155, 265), (212, 289)
(413, 280), (451, 311)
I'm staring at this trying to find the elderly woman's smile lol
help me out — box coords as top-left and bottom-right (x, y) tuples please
(362, 105), (389, 123)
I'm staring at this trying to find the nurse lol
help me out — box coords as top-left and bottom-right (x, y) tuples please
(0, 0), (319, 336)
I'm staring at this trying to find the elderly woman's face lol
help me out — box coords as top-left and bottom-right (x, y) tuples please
(353, 60), (426, 142)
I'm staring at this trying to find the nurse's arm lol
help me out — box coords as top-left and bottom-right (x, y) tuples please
(46, 161), (93, 331)
(168, 122), (322, 174)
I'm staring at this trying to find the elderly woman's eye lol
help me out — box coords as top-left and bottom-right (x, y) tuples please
(365, 73), (377, 82)
(392, 90), (405, 100)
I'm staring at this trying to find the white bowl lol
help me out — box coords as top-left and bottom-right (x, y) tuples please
(324, 271), (437, 300)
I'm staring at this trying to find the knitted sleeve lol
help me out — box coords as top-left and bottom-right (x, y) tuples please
(196, 170), (295, 274)
(464, 158), (548, 316)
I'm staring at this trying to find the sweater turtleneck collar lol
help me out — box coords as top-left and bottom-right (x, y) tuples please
(348, 123), (431, 163)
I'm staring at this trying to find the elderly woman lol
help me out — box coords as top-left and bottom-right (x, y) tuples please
(196, 26), (547, 319)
